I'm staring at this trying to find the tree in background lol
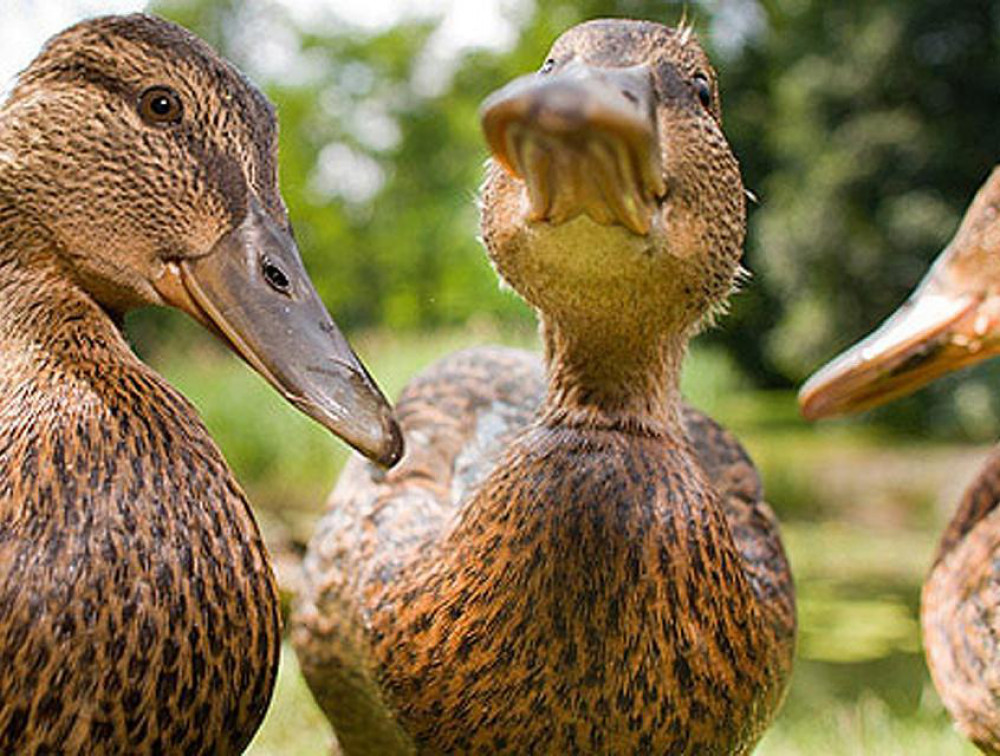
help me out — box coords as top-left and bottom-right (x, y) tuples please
(739, 0), (999, 429)
(153, 0), (1000, 436)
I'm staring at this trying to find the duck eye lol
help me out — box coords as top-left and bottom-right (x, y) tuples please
(540, 58), (556, 75)
(261, 255), (291, 294)
(693, 74), (712, 109)
(138, 87), (183, 125)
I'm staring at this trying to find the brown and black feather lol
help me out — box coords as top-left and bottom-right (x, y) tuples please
(294, 19), (796, 755)
(0, 14), (317, 753)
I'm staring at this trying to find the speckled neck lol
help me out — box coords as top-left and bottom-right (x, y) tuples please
(0, 226), (128, 371)
(0, 196), (281, 753)
(539, 313), (688, 441)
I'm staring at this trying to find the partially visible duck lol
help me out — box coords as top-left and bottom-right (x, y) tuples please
(801, 166), (1000, 754)
(294, 19), (795, 754)
(0, 14), (399, 753)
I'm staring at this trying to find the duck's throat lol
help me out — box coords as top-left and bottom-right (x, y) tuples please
(0, 253), (119, 342)
(539, 315), (687, 438)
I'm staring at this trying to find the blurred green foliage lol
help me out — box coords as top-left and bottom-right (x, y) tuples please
(740, 0), (1000, 437)
(147, 0), (1000, 438)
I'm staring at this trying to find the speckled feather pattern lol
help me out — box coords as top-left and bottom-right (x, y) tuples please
(0, 268), (281, 754)
(0, 14), (293, 752)
(295, 19), (795, 755)
(294, 348), (795, 754)
(923, 449), (1000, 755)
(1, 14), (286, 313)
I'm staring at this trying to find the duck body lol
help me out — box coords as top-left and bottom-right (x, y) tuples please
(923, 453), (1000, 754)
(0, 14), (399, 752)
(0, 267), (279, 752)
(800, 166), (1000, 753)
(296, 347), (795, 754)
(295, 20), (795, 752)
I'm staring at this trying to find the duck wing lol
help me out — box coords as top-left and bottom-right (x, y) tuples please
(682, 406), (796, 658)
(293, 346), (542, 753)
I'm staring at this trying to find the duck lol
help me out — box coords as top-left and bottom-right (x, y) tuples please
(0, 13), (401, 754)
(293, 18), (796, 755)
(799, 165), (1000, 753)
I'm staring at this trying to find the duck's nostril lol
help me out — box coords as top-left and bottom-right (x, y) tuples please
(622, 90), (639, 105)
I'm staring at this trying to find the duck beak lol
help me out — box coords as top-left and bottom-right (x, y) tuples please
(154, 201), (403, 467)
(799, 167), (1000, 421)
(480, 60), (666, 235)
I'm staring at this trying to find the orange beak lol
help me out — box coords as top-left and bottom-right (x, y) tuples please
(799, 166), (1000, 420)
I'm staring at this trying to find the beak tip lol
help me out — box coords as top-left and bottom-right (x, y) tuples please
(798, 369), (858, 421)
(373, 416), (405, 469)
(797, 395), (825, 422)
(796, 380), (824, 421)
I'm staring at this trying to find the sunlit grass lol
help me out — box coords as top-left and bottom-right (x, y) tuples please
(248, 645), (333, 755)
(759, 691), (977, 755)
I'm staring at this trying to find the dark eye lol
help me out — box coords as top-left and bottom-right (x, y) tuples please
(693, 74), (713, 109)
(261, 255), (291, 294)
(540, 58), (556, 75)
(138, 86), (183, 125)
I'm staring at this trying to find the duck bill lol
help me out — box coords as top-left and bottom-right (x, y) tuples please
(480, 60), (666, 235)
(800, 167), (1000, 421)
(154, 201), (403, 467)
(799, 259), (1000, 421)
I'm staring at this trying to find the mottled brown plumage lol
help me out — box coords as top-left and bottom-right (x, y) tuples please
(294, 19), (795, 754)
(925, 452), (1000, 755)
(0, 14), (398, 753)
(800, 166), (1000, 754)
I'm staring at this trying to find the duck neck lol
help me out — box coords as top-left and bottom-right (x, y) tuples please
(539, 312), (689, 441)
(0, 194), (130, 371)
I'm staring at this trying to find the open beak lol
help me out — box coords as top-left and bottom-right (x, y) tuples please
(799, 167), (1000, 421)
(480, 60), (666, 235)
(154, 200), (403, 467)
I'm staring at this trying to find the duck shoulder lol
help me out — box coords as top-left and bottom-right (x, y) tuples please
(294, 344), (794, 754)
(0, 283), (280, 753)
(923, 449), (1000, 754)
(294, 346), (539, 753)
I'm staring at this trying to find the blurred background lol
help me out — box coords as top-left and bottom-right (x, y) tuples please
(5, 0), (999, 753)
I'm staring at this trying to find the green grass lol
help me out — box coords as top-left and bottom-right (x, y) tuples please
(134, 321), (988, 755)
(248, 645), (333, 755)
(758, 692), (977, 755)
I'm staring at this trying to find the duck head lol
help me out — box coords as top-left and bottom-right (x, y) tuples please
(0, 14), (402, 466)
(799, 167), (1000, 420)
(480, 19), (745, 341)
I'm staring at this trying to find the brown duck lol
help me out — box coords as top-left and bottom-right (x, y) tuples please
(801, 166), (1000, 754)
(0, 14), (401, 754)
(293, 19), (796, 755)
